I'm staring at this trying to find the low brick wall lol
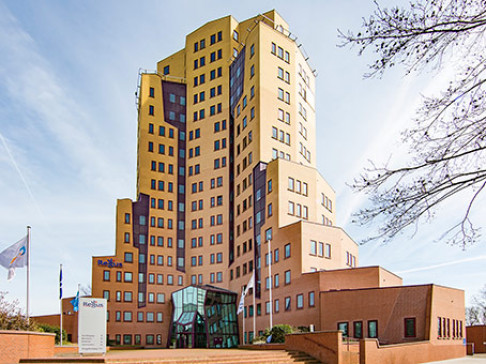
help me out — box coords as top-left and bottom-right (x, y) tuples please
(360, 338), (465, 364)
(285, 331), (357, 364)
(54, 345), (79, 355)
(0, 330), (55, 364)
(466, 325), (486, 353)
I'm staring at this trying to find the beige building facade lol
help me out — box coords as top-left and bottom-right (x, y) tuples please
(90, 10), (465, 351)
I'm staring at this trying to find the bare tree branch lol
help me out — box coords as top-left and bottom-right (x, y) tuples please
(342, 0), (486, 247)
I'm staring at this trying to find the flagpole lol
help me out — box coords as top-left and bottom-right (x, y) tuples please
(268, 239), (273, 329)
(242, 286), (245, 344)
(252, 277), (256, 339)
(60, 264), (63, 347)
(26, 226), (31, 325)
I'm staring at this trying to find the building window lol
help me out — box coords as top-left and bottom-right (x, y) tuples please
(404, 318), (416, 338)
(124, 249), (132, 260)
(265, 228), (272, 241)
(123, 311), (132, 322)
(354, 321), (363, 339)
(157, 293), (165, 303)
(285, 270), (291, 285)
(284, 51), (290, 63)
(285, 297), (291, 311)
(284, 243), (291, 258)
(296, 294), (304, 309)
(308, 291), (315, 307)
(368, 320), (378, 338)
(146, 334), (154, 345)
(338, 322), (349, 337)
(288, 177), (294, 190)
(325, 243), (331, 258)
(103, 271), (110, 281)
(288, 201), (294, 215)
(310, 240), (317, 255)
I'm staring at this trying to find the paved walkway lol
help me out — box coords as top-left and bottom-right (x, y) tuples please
(426, 354), (486, 363)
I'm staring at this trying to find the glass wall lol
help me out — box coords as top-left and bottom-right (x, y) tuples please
(170, 285), (239, 348)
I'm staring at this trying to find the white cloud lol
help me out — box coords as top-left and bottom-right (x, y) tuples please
(396, 255), (486, 274)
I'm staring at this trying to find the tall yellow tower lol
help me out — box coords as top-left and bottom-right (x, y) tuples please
(92, 10), (358, 348)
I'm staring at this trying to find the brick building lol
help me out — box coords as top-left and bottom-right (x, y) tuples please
(88, 10), (466, 352)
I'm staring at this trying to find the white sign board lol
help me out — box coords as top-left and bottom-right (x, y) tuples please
(78, 297), (107, 354)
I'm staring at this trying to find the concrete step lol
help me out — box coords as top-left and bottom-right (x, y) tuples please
(20, 350), (323, 364)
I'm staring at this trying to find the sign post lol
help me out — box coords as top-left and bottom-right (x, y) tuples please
(78, 297), (107, 354)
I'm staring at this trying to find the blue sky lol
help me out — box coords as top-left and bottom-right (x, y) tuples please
(0, 0), (484, 315)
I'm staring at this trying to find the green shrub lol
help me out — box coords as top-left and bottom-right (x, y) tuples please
(253, 324), (295, 344)
(37, 323), (66, 344)
(251, 335), (267, 344)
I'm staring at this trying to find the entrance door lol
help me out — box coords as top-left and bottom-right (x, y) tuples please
(177, 333), (193, 348)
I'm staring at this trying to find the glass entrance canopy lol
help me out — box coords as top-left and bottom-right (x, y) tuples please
(169, 285), (239, 348)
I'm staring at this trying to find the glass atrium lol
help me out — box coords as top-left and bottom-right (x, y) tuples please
(169, 285), (239, 348)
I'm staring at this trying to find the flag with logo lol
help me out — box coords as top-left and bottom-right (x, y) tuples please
(237, 271), (255, 315)
(71, 288), (79, 312)
(0, 236), (28, 280)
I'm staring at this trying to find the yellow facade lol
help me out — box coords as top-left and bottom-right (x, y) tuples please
(91, 10), (359, 347)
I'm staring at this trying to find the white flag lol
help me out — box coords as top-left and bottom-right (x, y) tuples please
(0, 236), (28, 281)
(237, 272), (255, 315)
(244, 271), (255, 296)
(237, 289), (245, 315)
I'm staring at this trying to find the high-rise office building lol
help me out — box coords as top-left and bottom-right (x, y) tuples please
(91, 10), (368, 347)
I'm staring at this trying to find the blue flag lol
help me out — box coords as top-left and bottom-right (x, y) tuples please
(70, 289), (79, 312)
(59, 265), (63, 299)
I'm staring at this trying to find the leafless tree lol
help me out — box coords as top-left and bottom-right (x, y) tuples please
(340, 0), (486, 247)
(0, 291), (37, 330)
(466, 285), (486, 325)
(80, 284), (91, 296)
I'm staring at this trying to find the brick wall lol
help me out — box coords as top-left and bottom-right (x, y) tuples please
(360, 338), (465, 364)
(466, 325), (486, 353)
(285, 331), (359, 364)
(0, 330), (55, 364)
